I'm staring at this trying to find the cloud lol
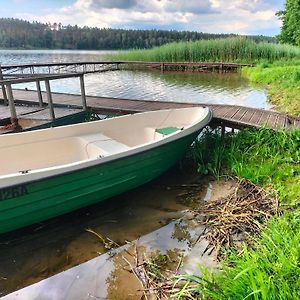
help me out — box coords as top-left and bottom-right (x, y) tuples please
(89, 0), (138, 10)
(151, 0), (218, 14)
(76, 0), (218, 14)
(13, 0), (285, 36)
(229, 0), (283, 13)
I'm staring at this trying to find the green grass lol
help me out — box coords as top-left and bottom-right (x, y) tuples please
(194, 128), (300, 206)
(214, 214), (300, 300)
(182, 214), (299, 300)
(173, 214), (300, 300)
(243, 63), (300, 116)
(110, 37), (300, 63)
(176, 128), (300, 299)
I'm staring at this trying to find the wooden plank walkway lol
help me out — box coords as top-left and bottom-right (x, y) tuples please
(1, 89), (300, 131)
(0, 105), (43, 120)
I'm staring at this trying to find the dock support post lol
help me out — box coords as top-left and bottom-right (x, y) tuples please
(0, 64), (8, 106)
(36, 80), (43, 107)
(6, 84), (19, 126)
(221, 124), (225, 138)
(79, 74), (87, 110)
(45, 79), (55, 121)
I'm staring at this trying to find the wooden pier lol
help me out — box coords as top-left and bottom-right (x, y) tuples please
(1, 61), (251, 76)
(1, 89), (299, 134)
(0, 61), (299, 134)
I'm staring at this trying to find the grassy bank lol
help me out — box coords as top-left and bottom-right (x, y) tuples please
(111, 37), (300, 63)
(195, 128), (300, 205)
(243, 62), (300, 116)
(175, 128), (300, 299)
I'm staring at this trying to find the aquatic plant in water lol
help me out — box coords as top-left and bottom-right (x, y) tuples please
(110, 37), (300, 64)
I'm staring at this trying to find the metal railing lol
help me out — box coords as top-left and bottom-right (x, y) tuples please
(0, 65), (87, 127)
(1, 61), (121, 75)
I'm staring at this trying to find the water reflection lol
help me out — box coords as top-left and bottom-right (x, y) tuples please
(0, 49), (113, 65)
(12, 70), (268, 109)
(0, 168), (207, 298)
(1, 220), (201, 300)
(0, 172), (236, 299)
(0, 50), (269, 109)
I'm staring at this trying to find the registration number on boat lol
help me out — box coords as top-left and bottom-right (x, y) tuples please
(0, 186), (29, 201)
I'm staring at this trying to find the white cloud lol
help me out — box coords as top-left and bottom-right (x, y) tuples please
(15, 0), (284, 36)
(255, 10), (277, 21)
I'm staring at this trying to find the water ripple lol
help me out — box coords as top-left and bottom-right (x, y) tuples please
(0, 50), (269, 109)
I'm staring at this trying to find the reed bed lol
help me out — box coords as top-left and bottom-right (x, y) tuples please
(111, 37), (300, 63)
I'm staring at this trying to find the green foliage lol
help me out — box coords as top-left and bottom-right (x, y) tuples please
(111, 37), (300, 63)
(192, 129), (230, 180)
(174, 214), (300, 300)
(145, 253), (169, 278)
(277, 0), (300, 46)
(243, 63), (300, 115)
(175, 129), (300, 299)
(0, 18), (275, 50)
(212, 214), (300, 300)
(0, 18), (53, 49)
(193, 128), (300, 205)
(173, 265), (221, 299)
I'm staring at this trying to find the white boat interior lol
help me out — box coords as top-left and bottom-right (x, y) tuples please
(0, 107), (210, 178)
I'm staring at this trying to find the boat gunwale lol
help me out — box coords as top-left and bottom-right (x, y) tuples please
(0, 108), (212, 189)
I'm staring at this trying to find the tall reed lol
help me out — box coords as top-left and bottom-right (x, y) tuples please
(111, 37), (300, 63)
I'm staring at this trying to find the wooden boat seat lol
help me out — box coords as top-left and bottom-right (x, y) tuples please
(79, 133), (131, 158)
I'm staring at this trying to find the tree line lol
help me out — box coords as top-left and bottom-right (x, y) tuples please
(0, 18), (276, 50)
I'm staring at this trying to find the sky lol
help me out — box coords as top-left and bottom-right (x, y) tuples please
(0, 0), (285, 36)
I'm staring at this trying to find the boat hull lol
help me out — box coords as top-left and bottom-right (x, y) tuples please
(0, 131), (198, 234)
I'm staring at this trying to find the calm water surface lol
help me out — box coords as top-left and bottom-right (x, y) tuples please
(0, 168), (214, 299)
(0, 49), (269, 109)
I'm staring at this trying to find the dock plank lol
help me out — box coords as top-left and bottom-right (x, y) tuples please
(230, 107), (248, 121)
(238, 110), (256, 124)
(264, 112), (278, 128)
(1, 89), (300, 132)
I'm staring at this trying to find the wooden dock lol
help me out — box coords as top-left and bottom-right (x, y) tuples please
(1, 89), (299, 133)
(1, 61), (250, 76)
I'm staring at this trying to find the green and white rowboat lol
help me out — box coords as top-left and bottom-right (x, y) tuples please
(0, 107), (212, 234)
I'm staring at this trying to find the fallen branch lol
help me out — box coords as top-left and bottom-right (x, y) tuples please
(196, 178), (279, 257)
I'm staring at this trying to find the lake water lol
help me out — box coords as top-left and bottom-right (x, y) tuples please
(0, 49), (269, 109)
(0, 167), (222, 299)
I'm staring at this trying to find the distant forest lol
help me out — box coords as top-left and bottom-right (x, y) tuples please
(0, 18), (276, 50)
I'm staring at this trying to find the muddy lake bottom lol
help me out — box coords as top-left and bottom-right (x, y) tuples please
(0, 165), (236, 299)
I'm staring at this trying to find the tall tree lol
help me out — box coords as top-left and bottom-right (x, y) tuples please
(0, 18), (277, 50)
(277, 0), (300, 46)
